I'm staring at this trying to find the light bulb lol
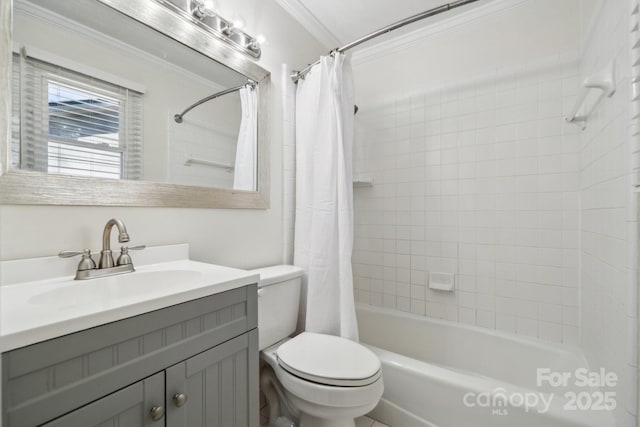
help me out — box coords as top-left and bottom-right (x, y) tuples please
(249, 34), (266, 51)
(231, 15), (246, 30)
(223, 14), (246, 36)
(192, 0), (217, 19)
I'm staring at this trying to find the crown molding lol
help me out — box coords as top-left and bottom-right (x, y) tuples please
(351, 0), (528, 65)
(272, 0), (340, 49)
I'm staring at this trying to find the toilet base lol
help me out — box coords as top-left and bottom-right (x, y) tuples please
(299, 413), (355, 427)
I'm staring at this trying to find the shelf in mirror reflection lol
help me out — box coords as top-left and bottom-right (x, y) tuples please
(353, 176), (374, 187)
(184, 157), (234, 172)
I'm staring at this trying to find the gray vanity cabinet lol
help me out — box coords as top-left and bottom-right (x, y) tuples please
(2, 285), (259, 427)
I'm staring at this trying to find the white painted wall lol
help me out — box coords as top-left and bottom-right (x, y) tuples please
(0, 0), (326, 268)
(351, 0), (582, 107)
(580, 0), (605, 45)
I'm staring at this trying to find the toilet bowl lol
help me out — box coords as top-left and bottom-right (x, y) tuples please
(252, 265), (383, 427)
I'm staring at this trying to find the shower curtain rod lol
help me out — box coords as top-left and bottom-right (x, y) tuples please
(291, 0), (480, 83)
(174, 80), (256, 123)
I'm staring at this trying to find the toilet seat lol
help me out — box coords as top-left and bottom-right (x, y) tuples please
(276, 332), (381, 387)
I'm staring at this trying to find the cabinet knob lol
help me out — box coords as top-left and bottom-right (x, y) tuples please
(173, 393), (188, 407)
(150, 405), (165, 421)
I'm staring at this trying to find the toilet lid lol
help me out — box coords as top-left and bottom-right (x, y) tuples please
(276, 332), (381, 387)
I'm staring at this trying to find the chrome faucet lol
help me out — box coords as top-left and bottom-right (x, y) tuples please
(59, 218), (145, 280)
(99, 218), (130, 269)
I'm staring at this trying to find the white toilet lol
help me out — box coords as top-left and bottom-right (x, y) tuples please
(252, 265), (383, 427)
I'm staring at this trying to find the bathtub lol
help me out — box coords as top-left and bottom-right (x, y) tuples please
(356, 304), (616, 427)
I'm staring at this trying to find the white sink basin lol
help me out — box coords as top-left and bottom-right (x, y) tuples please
(28, 270), (204, 309)
(0, 254), (259, 352)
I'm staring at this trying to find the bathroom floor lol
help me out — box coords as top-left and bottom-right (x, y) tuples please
(259, 416), (388, 427)
(355, 416), (389, 427)
(259, 367), (388, 426)
(260, 388), (389, 426)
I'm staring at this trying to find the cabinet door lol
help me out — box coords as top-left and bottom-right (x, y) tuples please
(165, 330), (259, 427)
(42, 372), (165, 427)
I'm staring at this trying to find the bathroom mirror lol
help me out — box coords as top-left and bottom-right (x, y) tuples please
(0, 0), (270, 208)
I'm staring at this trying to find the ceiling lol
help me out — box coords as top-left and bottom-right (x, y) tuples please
(272, 0), (496, 49)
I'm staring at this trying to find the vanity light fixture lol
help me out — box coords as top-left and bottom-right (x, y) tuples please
(155, 0), (263, 58)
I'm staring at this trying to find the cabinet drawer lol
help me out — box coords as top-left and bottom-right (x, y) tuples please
(2, 284), (257, 426)
(42, 372), (164, 427)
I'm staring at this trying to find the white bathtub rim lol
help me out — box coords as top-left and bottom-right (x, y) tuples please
(355, 303), (587, 364)
(367, 343), (615, 427)
(367, 343), (556, 397)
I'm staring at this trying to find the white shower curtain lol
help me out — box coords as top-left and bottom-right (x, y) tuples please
(293, 54), (359, 341)
(233, 86), (257, 190)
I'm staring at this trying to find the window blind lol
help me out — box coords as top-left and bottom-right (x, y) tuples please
(11, 52), (144, 180)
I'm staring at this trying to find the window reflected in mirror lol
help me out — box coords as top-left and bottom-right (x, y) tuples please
(12, 52), (143, 180)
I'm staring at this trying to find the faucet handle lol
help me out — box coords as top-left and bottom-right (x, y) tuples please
(116, 245), (146, 266)
(59, 250), (85, 258)
(58, 249), (97, 271)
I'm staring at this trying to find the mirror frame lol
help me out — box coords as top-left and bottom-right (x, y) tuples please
(0, 0), (270, 209)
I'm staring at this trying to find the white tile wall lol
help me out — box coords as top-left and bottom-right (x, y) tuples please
(579, 0), (638, 425)
(352, 54), (583, 344)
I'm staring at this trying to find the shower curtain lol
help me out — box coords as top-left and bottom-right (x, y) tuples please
(293, 54), (359, 341)
(233, 86), (257, 190)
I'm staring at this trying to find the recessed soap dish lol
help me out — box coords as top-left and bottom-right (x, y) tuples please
(429, 272), (455, 292)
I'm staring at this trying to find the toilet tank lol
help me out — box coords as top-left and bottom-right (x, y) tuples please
(250, 265), (304, 350)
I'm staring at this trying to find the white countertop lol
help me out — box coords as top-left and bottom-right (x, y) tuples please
(0, 245), (258, 352)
